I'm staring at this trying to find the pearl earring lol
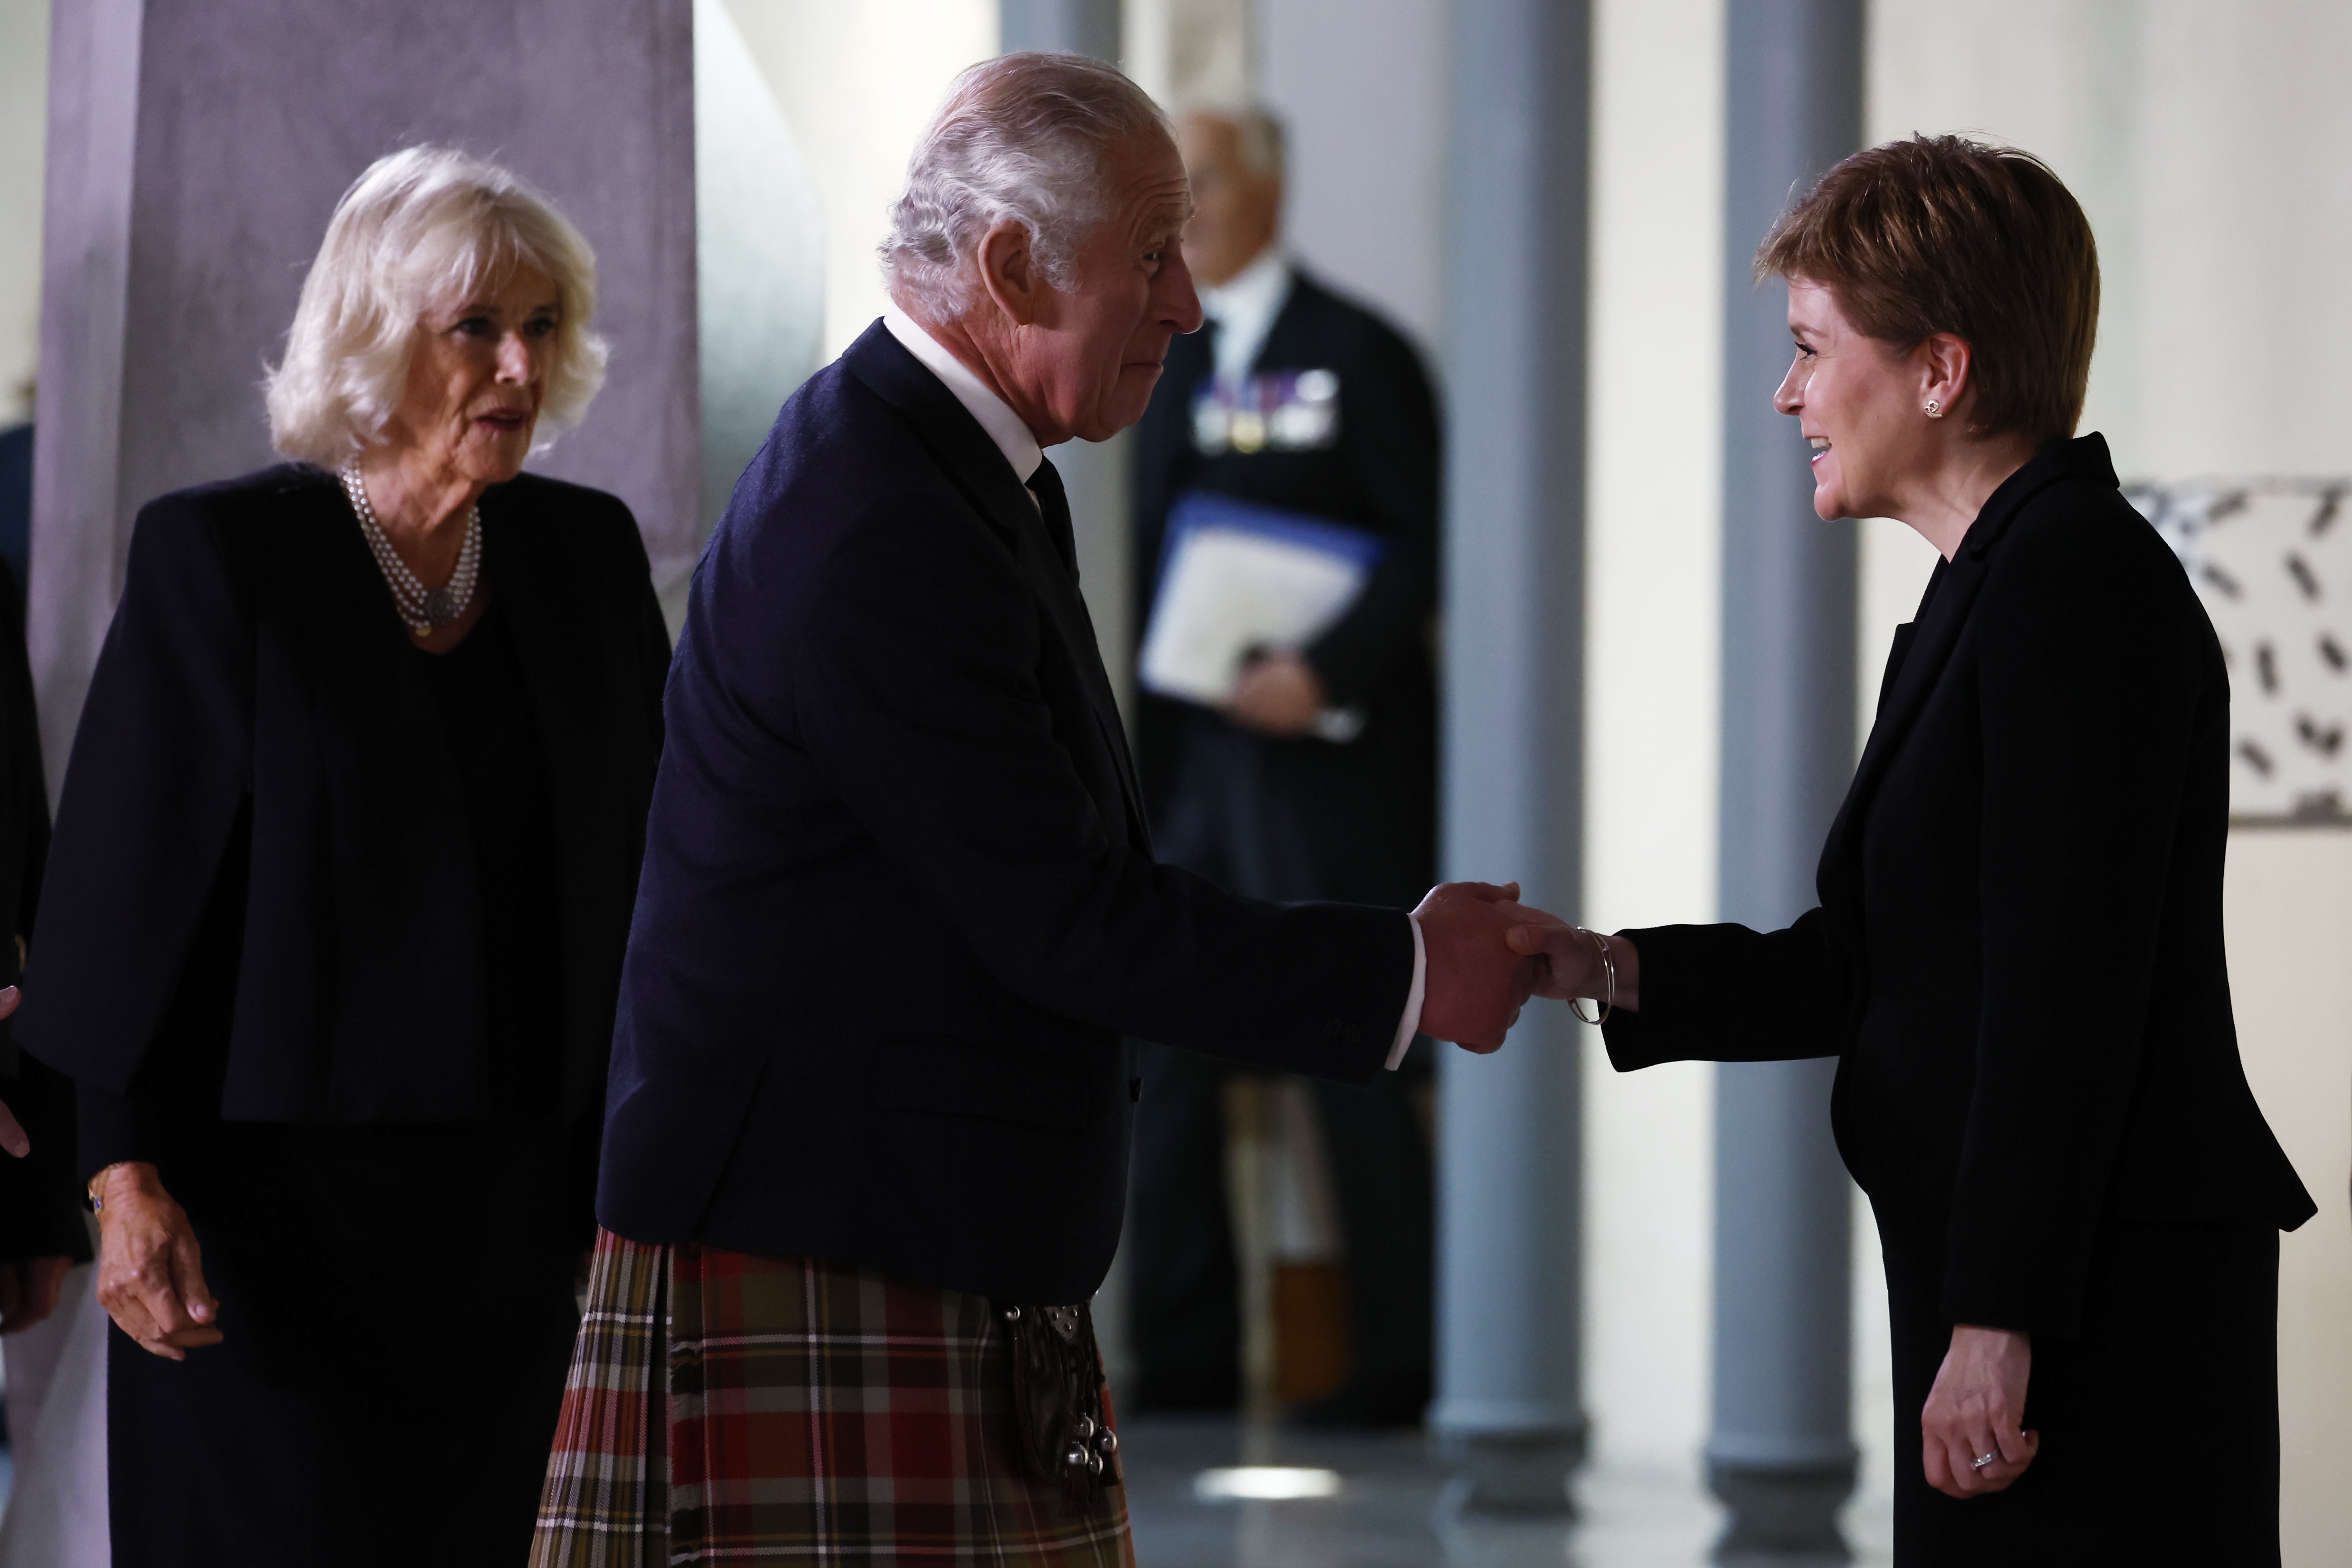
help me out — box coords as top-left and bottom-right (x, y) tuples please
(1924, 399), (1944, 418)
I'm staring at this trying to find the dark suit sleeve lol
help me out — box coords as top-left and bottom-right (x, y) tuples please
(1598, 909), (1852, 1069)
(0, 1054), (91, 1263)
(17, 497), (253, 1102)
(1940, 510), (2200, 1340)
(1302, 326), (1441, 708)
(597, 488), (675, 750)
(791, 496), (1411, 1082)
(641, 580), (673, 750)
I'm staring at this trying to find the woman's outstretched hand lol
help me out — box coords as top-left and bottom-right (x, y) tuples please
(1501, 918), (1641, 1011)
(1921, 1324), (2038, 1497)
(92, 1162), (222, 1360)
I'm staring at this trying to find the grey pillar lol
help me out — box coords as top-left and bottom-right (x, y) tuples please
(33, 0), (699, 795)
(1429, 0), (1592, 1515)
(1708, 0), (1865, 1556)
(999, 0), (1121, 64)
(997, 0), (1135, 707)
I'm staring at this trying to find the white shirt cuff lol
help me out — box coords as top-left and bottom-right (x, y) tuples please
(1386, 913), (1426, 1070)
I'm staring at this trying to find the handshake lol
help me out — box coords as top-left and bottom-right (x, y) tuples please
(1410, 881), (1635, 1051)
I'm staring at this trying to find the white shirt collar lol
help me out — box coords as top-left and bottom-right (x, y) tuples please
(883, 303), (1045, 487)
(1196, 245), (1294, 388)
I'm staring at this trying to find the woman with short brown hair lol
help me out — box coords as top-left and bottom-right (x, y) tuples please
(1514, 136), (2312, 1562)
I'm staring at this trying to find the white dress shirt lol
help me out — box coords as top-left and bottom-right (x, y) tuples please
(884, 305), (1044, 485)
(880, 301), (1428, 1068)
(1198, 245), (1295, 389)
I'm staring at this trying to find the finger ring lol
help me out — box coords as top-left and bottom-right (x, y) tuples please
(1970, 1451), (1998, 1471)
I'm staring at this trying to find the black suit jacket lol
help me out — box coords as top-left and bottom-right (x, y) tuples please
(1603, 435), (2314, 1341)
(1130, 269), (1439, 904)
(20, 466), (669, 1153)
(595, 322), (1413, 1303)
(0, 552), (84, 1264)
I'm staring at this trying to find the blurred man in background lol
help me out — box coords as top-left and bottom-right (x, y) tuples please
(1127, 107), (1442, 1428)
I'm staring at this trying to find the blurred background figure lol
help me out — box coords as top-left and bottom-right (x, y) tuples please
(1125, 105), (1442, 1429)
(17, 147), (670, 1568)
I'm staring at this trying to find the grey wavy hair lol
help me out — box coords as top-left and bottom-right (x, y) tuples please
(266, 146), (609, 467)
(880, 52), (1173, 318)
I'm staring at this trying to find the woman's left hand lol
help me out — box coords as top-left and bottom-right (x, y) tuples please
(1921, 1324), (2039, 1497)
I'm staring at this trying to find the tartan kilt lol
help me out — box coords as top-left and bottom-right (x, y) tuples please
(533, 1229), (1134, 1566)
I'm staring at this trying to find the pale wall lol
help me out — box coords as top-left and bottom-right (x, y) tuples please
(718, 0), (999, 359)
(0, 0), (48, 423)
(1255, 0), (1446, 354)
(1581, 0), (1723, 1481)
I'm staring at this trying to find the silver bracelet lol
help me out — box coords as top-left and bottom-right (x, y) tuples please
(1568, 928), (1615, 1026)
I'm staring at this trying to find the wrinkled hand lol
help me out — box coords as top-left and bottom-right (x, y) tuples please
(93, 1162), (222, 1360)
(0, 1256), (72, 1334)
(1921, 1324), (2038, 1497)
(1223, 651), (1326, 738)
(1413, 882), (1541, 1051)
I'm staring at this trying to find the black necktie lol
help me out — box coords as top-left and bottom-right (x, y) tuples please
(1026, 457), (1081, 582)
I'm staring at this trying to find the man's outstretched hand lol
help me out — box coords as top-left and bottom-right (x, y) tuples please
(1413, 882), (1541, 1051)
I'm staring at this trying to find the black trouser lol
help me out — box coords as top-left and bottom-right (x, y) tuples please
(1124, 712), (1434, 1415)
(1875, 1204), (2281, 1566)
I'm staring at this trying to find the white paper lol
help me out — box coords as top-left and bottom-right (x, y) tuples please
(1139, 524), (1371, 708)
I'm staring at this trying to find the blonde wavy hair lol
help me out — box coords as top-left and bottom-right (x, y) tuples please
(265, 146), (609, 467)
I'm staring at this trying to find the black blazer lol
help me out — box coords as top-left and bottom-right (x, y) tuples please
(1603, 436), (2314, 1342)
(596, 322), (1413, 1303)
(0, 553), (84, 1264)
(1130, 271), (1440, 901)
(20, 466), (669, 1148)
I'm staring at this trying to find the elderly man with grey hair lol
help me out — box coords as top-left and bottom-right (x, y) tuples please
(536, 53), (1542, 1567)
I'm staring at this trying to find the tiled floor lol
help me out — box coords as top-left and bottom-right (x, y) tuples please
(0, 1422), (1899, 1565)
(1120, 1416), (1895, 1568)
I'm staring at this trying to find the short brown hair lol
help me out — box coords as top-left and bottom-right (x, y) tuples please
(1756, 135), (2099, 445)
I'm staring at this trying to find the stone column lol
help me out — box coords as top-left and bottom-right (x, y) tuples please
(1708, 0), (1865, 1554)
(1000, 0), (1121, 65)
(997, 0), (1135, 703)
(32, 0), (699, 794)
(1428, 0), (1592, 1515)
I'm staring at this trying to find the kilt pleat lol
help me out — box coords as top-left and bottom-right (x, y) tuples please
(533, 1228), (672, 1568)
(534, 1230), (1132, 1567)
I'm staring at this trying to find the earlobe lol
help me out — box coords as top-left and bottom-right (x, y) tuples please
(977, 220), (1040, 327)
(1922, 331), (1972, 423)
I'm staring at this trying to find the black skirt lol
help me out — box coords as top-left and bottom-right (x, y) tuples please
(1877, 1208), (2281, 1566)
(107, 1117), (583, 1568)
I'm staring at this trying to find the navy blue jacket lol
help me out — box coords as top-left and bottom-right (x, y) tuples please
(596, 323), (1414, 1302)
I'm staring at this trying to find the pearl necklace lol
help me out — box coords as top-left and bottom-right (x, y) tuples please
(339, 465), (481, 636)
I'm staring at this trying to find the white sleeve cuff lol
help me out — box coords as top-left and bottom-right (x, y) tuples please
(1386, 913), (1426, 1070)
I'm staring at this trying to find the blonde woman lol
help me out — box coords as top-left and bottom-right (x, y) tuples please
(19, 147), (669, 1567)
